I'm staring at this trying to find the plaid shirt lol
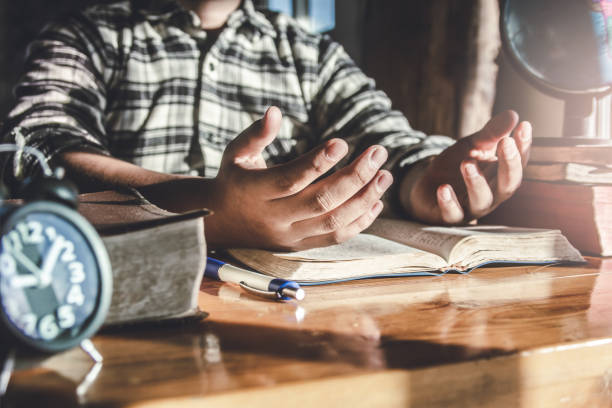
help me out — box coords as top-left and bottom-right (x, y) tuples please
(2, 0), (452, 181)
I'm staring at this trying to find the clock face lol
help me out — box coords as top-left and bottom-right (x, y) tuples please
(0, 202), (111, 352)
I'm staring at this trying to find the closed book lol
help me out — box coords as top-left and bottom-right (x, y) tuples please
(525, 162), (612, 184)
(77, 190), (208, 325)
(530, 145), (612, 166)
(482, 180), (612, 256)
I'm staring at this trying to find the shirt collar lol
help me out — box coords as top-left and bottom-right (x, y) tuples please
(133, 0), (277, 38)
(228, 0), (277, 38)
(132, 0), (186, 22)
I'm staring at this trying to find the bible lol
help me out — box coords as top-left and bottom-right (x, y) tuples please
(77, 190), (208, 325)
(530, 144), (612, 166)
(228, 218), (584, 284)
(482, 180), (612, 256)
(525, 162), (612, 184)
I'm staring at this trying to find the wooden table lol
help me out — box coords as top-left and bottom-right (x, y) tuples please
(5, 257), (612, 407)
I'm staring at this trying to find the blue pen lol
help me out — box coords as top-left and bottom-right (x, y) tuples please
(204, 257), (305, 301)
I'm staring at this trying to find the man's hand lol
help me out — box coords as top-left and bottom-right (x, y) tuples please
(57, 107), (390, 251)
(205, 106), (393, 250)
(400, 110), (532, 224)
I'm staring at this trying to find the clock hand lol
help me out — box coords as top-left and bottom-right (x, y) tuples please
(9, 273), (39, 288)
(6, 249), (42, 282)
(39, 236), (65, 288)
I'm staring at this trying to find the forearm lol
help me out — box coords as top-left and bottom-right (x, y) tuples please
(57, 151), (214, 214)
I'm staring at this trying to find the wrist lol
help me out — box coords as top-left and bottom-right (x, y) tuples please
(398, 156), (435, 219)
(137, 176), (216, 214)
(137, 176), (241, 248)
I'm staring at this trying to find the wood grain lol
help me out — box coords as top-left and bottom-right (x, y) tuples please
(6, 258), (612, 407)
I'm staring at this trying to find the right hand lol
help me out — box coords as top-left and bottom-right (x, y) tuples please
(205, 106), (393, 251)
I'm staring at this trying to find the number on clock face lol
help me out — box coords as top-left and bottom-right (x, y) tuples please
(0, 212), (100, 342)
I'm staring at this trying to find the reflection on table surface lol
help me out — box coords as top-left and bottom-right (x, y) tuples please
(6, 258), (612, 407)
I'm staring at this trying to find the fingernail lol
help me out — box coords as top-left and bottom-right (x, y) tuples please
(266, 106), (280, 118)
(376, 172), (393, 191)
(439, 186), (452, 202)
(520, 123), (532, 140)
(370, 147), (387, 168)
(325, 140), (347, 161)
(463, 162), (479, 177)
(371, 200), (383, 215)
(502, 138), (518, 159)
(469, 149), (482, 159)
(469, 149), (495, 161)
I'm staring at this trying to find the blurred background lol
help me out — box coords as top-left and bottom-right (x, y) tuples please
(0, 0), (563, 140)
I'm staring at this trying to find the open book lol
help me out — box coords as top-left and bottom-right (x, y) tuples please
(228, 218), (585, 284)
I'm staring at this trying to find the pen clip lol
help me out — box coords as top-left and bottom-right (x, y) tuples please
(239, 281), (280, 300)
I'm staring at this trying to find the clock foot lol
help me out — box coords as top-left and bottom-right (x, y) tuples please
(0, 349), (16, 398)
(80, 339), (102, 363)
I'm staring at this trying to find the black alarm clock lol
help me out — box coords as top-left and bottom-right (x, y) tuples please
(0, 141), (112, 355)
(0, 199), (112, 353)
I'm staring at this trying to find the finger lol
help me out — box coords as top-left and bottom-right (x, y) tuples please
(284, 145), (388, 220)
(437, 184), (464, 224)
(224, 106), (282, 167)
(258, 138), (348, 198)
(290, 170), (392, 237)
(468, 110), (519, 160)
(295, 200), (384, 250)
(461, 160), (494, 217)
(512, 120), (532, 167)
(496, 137), (522, 201)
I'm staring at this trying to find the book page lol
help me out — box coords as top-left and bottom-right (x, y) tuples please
(365, 219), (567, 263)
(273, 233), (425, 261)
(229, 234), (448, 282)
(102, 217), (205, 325)
(447, 230), (584, 267)
(229, 220), (583, 281)
(365, 219), (465, 261)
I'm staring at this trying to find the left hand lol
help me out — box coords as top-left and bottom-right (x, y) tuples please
(400, 110), (532, 224)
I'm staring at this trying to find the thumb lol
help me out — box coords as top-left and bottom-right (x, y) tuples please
(468, 110), (518, 159)
(224, 106), (282, 167)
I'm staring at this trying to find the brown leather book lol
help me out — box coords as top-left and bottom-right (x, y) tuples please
(483, 180), (612, 256)
(525, 162), (612, 184)
(530, 145), (612, 166)
(77, 189), (208, 325)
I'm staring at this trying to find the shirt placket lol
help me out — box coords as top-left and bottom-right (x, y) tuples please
(183, 19), (213, 176)
(185, 11), (247, 177)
